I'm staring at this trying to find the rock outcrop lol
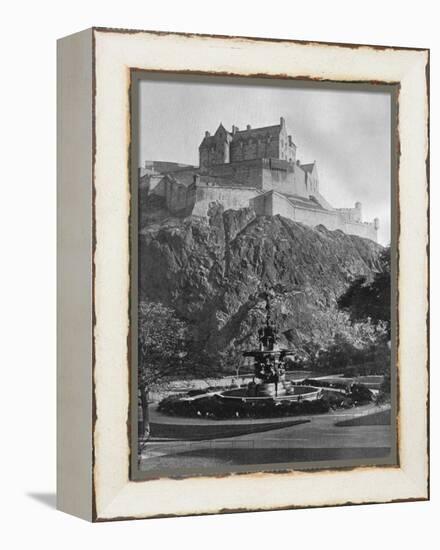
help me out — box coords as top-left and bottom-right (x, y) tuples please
(139, 204), (382, 368)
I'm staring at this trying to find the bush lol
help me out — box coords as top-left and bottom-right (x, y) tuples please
(299, 378), (349, 391)
(349, 383), (373, 405)
(321, 391), (346, 408)
(158, 394), (332, 419)
(375, 373), (391, 405)
(344, 366), (357, 378)
(187, 389), (210, 397)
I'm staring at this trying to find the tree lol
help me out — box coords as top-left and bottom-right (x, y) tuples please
(218, 344), (244, 380)
(337, 247), (391, 393)
(138, 301), (189, 439)
(337, 247), (391, 338)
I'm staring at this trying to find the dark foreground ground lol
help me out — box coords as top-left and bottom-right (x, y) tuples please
(139, 404), (392, 473)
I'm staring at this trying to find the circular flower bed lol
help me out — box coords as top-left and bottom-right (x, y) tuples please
(157, 383), (373, 420)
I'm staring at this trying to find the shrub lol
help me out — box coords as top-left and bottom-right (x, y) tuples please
(321, 391), (345, 408)
(349, 383), (373, 405)
(187, 389), (209, 397)
(158, 394), (332, 419)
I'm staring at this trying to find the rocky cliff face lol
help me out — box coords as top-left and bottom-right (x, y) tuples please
(139, 205), (382, 367)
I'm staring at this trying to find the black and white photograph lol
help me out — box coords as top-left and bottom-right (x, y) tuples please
(0, 0), (433, 539)
(133, 75), (396, 477)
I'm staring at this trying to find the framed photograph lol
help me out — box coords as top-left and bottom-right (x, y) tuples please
(57, 27), (429, 522)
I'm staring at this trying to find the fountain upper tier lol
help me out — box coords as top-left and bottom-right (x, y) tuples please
(242, 289), (296, 397)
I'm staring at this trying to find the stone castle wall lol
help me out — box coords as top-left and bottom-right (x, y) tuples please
(192, 184), (261, 217)
(252, 191), (378, 241)
(146, 175), (377, 241)
(150, 176), (260, 217)
(202, 158), (265, 188)
(149, 176), (196, 213)
(206, 158), (310, 198)
(143, 160), (196, 174)
(336, 204), (362, 223)
(229, 134), (280, 163)
(148, 177), (377, 241)
(260, 160), (308, 197)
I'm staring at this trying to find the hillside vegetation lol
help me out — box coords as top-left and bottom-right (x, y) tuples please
(138, 204), (385, 376)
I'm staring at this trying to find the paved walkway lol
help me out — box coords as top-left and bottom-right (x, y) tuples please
(149, 401), (380, 426)
(140, 404), (392, 472)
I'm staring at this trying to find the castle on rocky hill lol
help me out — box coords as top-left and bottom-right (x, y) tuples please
(140, 117), (379, 241)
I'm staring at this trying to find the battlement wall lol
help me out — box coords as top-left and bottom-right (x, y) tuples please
(192, 185), (261, 217)
(148, 176), (195, 213)
(252, 191), (377, 241)
(145, 174), (377, 241)
(336, 203), (362, 223)
(144, 160), (196, 174)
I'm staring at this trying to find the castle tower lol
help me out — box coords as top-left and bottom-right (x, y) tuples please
(355, 201), (362, 222)
(199, 123), (232, 170)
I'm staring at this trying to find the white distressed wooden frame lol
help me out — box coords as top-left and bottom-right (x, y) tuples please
(57, 27), (429, 522)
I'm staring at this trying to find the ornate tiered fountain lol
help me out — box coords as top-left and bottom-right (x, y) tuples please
(243, 289), (290, 398)
(219, 289), (321, 403)
(155, 288), (322, 423)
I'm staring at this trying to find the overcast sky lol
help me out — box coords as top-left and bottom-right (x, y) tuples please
(139, 77), (391, 245)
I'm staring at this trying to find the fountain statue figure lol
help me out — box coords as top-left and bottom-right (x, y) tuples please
(243, 289), (292, 398)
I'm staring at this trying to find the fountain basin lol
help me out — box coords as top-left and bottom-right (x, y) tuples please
(218, 385), (322, 403)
